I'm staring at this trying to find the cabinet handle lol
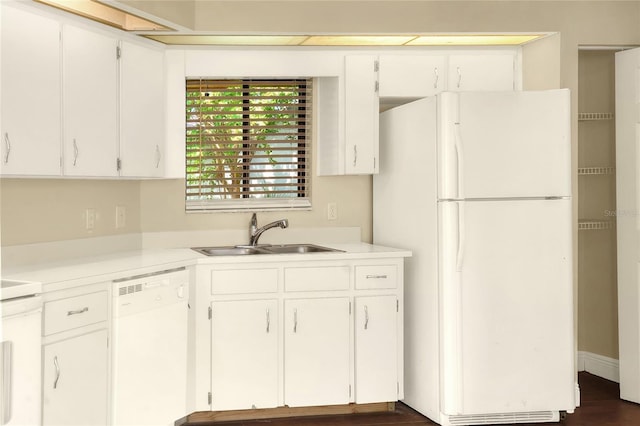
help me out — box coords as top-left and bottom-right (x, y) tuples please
(293, 308), (298, 333)
(53, 356), (60, 389)
(266, 308), (271, 334)
(364, 305), (369, 330)
(456, 67), (462, 88)
(67, 307), (89, 316)
(155, 144), (161, 169)
(434, 67), (439, 89)
(353, 145), (358, 167)
(366, 274), (388, 279)
(72, 139), (79, 166)
(2, 341), (12, 424)
(3, 132), (11, 164)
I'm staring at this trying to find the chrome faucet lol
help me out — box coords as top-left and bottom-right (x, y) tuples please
(249, 213), (289, 246)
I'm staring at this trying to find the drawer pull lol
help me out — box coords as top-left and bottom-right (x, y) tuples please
(53, 356), (60, 389)
(366, 274), (388, 279)
(67, 307), (89, 316)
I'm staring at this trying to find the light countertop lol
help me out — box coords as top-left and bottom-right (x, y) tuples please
(2, 243), (411, 292)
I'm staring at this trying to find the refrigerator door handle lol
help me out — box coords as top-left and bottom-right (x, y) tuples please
(454, 123), (465, 199)
(456, 202), (466, 272)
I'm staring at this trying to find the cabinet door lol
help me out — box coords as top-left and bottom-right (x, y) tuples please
(345, 56), (379, 174)
(211, 300), (278, 410)
(378, 55), (445, 98)
(448, 54), (515, 91)
(354, 296), (398, 403)
(43, 329), (109, 426)
(284, 298), (350, 407)
(62, 25), (118, 176)
(1, 5), (61, 176)
(119, 41), (165, 177)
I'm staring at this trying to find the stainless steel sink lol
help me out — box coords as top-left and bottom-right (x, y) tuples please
(192, 246), (268, 256)
(263, 244), (342, 254)
(192, 244), (343, 256)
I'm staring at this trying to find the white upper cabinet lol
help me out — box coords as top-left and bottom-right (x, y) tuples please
(1, 5), (61, 176)
(448, 53), (515, 91)
(319, 50), (517, 176)
(63, 25), (119, 177)
(344, 55), (379, 174)
(378, 55), (446, 98)
(119, 41), (165, 177)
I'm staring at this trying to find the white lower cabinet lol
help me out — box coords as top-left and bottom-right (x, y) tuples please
(198, 257), (405, 413)
(354, 295), (398, 403)
(210, 299), (278, 410)
(284, 298), (351, 407)
(41, 284), (110, 426)
(42, 329), (109, 426)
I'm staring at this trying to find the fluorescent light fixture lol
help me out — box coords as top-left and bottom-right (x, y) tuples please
(145, 35), (309, 46)
(145, 33), (545, 46)
(407, 34), (542, 46)
(301, 35), (417, 46)
(34, 0), (172, 31)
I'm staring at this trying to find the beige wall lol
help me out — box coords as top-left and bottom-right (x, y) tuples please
(0, 179), (141, 246)
(138, 174), (372, 241)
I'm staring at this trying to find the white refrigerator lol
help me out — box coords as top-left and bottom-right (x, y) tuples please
(373, 90), (576, 425)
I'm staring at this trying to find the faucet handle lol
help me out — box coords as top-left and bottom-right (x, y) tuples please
(249, 213), (258, 243)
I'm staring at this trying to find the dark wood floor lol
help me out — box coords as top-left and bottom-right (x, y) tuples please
(185, 372), (640, 425)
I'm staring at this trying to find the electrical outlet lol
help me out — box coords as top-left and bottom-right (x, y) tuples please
(327, 202), (338, 221)
(85, 208), (96, 231)
(116, 205), (126, 229)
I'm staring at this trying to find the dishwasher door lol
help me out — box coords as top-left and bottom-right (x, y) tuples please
(112, 269), (189, 426)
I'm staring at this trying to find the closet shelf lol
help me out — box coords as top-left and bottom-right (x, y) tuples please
(578, 219), (615, 231)
(578, 112), (614, 121)
(578, 166), (615, 175)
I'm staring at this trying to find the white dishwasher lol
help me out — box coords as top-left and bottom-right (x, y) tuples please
(112, 268), (189, 426)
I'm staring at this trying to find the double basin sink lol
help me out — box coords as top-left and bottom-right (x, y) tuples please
(193, 243), (343, 257)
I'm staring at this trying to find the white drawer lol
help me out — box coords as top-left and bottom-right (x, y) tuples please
(355, 265), (397, 289)
(44, 291), (108, 335)
(284, 266), (350, 292)
(211, 268), (278, 295)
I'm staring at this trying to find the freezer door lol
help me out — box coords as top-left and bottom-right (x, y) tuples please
(438, 90), (571, 200)
(438, 199), (575, 415)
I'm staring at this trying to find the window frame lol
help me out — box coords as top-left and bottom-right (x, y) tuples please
(185, 78), (313, 212)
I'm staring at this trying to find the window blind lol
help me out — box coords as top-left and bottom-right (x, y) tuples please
(185, 79), (312, 211)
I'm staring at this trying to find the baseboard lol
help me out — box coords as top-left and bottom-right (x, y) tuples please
(577, 351), (620, 383)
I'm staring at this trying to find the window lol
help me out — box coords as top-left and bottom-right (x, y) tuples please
(185, 79), (312, 211)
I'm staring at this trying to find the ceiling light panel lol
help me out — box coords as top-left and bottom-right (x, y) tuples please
(145, 35), (309, 46)
(35, 0), (171, 31)
(407, 34), (542, 46)
(301, 35), (417, 46)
